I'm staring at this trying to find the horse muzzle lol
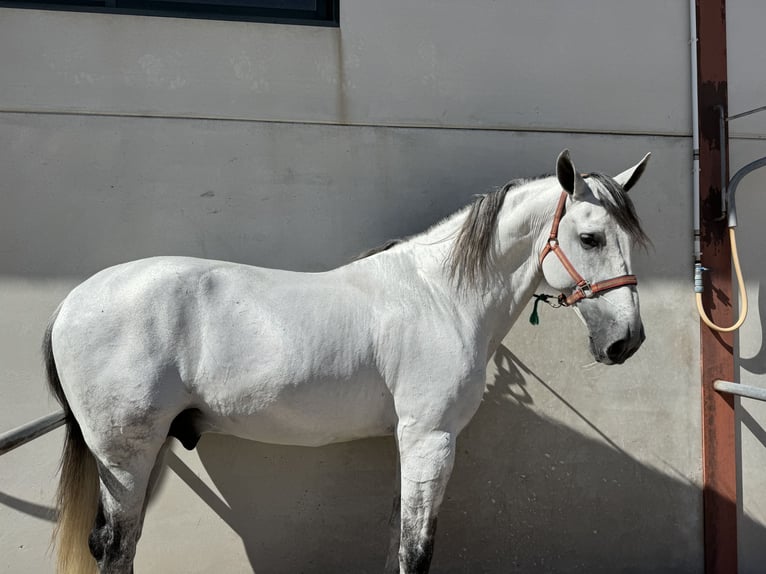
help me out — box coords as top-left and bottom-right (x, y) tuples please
(590, 323), (646, 365)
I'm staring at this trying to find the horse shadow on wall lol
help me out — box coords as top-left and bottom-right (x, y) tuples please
(153, 346), (765, 574)
(3, 347), (766, 572)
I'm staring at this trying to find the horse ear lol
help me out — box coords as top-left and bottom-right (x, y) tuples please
(613, 153), (651, 192)
(556, 149), (587, 200)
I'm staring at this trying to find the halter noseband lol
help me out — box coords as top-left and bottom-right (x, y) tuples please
(539, 191), (638, 307)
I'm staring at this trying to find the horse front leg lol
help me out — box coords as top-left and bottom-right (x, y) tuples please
(395, 426), (456, 574)
(384, 454), (402, 574)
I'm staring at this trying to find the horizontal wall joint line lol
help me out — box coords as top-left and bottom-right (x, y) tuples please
(0, 108), (691, 138)
(729, 133), (766, 142)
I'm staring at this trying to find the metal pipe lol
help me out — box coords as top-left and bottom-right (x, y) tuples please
(0, 411), (66, 456)
(726, 155), (766, 228)
(727, 104), (766, 122)
(717, 105), (728, 219)
(690, 0), (701, 261)
(714, 380), (766, 403)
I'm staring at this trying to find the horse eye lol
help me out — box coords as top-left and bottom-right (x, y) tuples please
(579, 233), (599, 249)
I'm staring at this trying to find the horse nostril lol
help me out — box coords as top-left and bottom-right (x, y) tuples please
(606, 339), (628, 363)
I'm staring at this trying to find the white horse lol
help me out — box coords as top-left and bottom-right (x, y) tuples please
(44, 150), (649, 574)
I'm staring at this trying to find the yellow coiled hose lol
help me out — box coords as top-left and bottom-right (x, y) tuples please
(696, 227), (748, 332)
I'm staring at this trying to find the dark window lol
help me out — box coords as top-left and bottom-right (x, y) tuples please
(0, 0), (338, 25)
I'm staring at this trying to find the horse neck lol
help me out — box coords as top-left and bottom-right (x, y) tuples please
(405, 178), (562, 352)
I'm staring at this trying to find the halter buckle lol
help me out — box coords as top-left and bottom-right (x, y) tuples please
(576, 281), (594, 299)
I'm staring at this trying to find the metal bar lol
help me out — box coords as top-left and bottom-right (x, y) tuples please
(715, 380), (766, 402)
(0, 411), (66, 456)
(726, 155), (766, 228)
(727, 105), (766, 121)
(696, 0), (738, 572)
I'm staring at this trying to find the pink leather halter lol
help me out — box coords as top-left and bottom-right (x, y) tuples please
(539, 191), (638, 307)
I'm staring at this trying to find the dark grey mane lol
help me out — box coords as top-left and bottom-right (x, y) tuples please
(585, 172), (650, 248)
(447, 180), (519, 284)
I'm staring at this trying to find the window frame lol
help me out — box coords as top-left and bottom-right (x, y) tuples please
(0, 0), (339, 26)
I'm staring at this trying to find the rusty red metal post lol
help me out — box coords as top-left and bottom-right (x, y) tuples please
(696, 1), (737, 572)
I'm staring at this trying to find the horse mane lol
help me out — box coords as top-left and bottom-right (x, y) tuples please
(585, 172), (650, 248)
(447, 179), (522, 285)
(355, 171), (648, 284)
(446, 172), (649, 286)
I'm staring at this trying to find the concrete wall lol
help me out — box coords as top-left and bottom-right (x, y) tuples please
(0, 1), (753, 571)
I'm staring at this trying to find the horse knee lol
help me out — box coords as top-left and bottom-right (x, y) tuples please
(398, 430), (455, 483)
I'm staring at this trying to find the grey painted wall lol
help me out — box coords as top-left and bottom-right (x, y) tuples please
(728, 1), (766, 572)
(729, 139), (766, 574)
(0, 3), (690, 134)
(0, 1), (760, 572)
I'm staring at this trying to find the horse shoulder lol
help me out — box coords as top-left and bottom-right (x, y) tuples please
(374, 298), (487, 430)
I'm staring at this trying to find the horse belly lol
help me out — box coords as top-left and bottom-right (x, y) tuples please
(203, 374), (397, 447)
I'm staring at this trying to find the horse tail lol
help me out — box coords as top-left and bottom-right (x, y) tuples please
(43, 306), (99, 574)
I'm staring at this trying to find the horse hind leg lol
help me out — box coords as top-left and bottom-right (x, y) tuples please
(87, 426), (171, 574)
(139, 438), (173, 528)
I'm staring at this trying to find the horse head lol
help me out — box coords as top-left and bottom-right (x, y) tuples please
(541, 150), (650, 365)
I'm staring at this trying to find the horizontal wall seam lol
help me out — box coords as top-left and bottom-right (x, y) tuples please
(0, 108), (691, 139)
(729, 134), (766, 142)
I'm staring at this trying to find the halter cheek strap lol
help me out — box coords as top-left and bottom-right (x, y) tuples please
(539, 191), (638, 307)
